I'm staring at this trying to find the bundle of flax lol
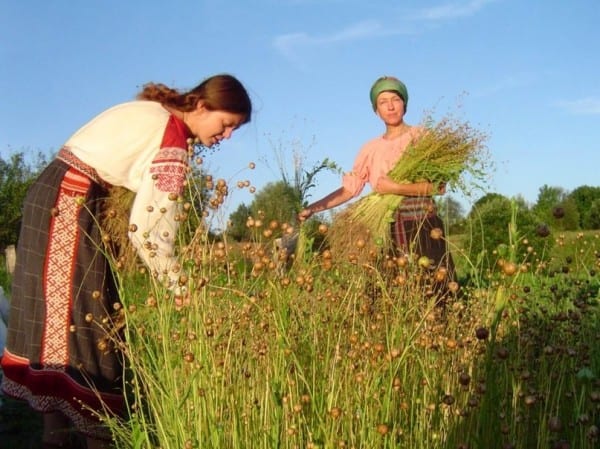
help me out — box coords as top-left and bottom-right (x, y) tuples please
(100, 186), (140, 274)
(328, 114), (490, 258)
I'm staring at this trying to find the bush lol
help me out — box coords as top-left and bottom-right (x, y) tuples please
(466, 196), (554, 273)
(0, 151), (47, 250)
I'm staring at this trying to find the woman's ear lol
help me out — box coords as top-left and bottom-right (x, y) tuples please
(195, 100), (207, 112)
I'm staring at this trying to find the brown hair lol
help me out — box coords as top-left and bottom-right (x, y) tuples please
(137, 74), (252, 124)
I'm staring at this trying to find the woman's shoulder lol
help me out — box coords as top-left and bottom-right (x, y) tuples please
(352, 136), (386, 162)
(359, 135), (387, 150)
(66, 101), (171, 146)
(99, 100), (168, 117)
(79, 101), (170, 131)
(408, 124), (426, 138)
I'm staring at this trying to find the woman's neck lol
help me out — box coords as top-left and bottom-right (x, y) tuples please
(383, 122), (411, 140)
(163, 105), (185, 120)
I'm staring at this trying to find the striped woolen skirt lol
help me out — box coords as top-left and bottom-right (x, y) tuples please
(0, 159), (124, 440)
(390, 196), (456, 280)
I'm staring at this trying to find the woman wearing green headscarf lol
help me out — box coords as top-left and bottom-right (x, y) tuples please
(298, 76), (455, 296)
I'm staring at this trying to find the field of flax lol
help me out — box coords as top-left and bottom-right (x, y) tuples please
(96, 179), (600, 449)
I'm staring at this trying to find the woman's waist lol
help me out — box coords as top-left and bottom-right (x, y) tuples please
(396, 196), (436, 217)
(56, 147), (111, 189)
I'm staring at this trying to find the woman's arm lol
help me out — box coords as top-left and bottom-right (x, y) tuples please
(128, 145), (188, 289)
(298, 187), (355, 221)
(375, 175), (445, 196)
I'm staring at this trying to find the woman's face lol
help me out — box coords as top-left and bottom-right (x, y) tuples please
(375, 91), (406, 126)
(186, 102), (246, 147)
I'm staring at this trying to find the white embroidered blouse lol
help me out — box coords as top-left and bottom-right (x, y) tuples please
(63, 101), (191, 287)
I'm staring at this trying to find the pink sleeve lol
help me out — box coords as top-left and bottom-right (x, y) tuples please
(341, 172), (365, 197)
(341, 146), (371, 197)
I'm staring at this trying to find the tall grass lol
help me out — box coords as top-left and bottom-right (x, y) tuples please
(3, 167), (597, 448)
(97, 174), (600, 449)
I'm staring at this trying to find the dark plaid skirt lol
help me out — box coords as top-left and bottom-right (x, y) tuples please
(390, 196), (456, 280)
(0, 159), (123, 439)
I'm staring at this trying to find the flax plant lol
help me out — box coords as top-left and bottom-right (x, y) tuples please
(95, 158), (600, 449)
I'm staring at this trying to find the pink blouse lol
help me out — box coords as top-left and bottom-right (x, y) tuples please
(342, 128), (420, 197)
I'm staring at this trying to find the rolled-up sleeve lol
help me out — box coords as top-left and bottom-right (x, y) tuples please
(341, 172), (366, 197)
(341, 145), (372, 197)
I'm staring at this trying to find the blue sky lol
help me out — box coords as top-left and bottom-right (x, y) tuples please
(1, 0), (599, 227)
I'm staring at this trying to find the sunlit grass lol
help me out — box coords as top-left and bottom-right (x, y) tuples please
(99, 184), (600, 449)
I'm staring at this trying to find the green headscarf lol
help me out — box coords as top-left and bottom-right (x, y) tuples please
(369, 76), (409, 111)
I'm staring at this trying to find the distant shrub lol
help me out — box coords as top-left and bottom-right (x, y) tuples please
(466, 195), (554, 272)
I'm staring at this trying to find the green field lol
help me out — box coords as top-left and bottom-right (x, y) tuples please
(1, 229), (599, 449)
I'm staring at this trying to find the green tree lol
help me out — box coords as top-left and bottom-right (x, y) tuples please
(466, 194), (554, 274)
(227, 203), (252, 241)
(250, 180), (301, 223)
(531, 184), (579, 231)
(569, 185), (600, 229)
(0, 151), (47, 249)
(532, 184), (567, 218)
(550, 196), (580, 231)
(227, 181), (301, 242)
(437, 195), (466, 234)
(588, 199), (600, 230)
(468, 192), (506, 216)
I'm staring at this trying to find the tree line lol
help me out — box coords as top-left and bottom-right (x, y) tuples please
(2, 150), (600, 256)
(227, 181), (600, 236)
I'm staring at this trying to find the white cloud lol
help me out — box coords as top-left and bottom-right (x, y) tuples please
(409, 0), (499, 21)
(271, 0), (354, 4)
(557, 97), (600, 115)
(272, 0), (498, 67)
(471, 73), (536, 98)
(272, 20), (404, 67)
(273, 20), (386, 54)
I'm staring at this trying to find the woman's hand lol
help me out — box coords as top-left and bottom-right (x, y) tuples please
(297, 187), (353, 222)
(297, 208), (313, 222)
(173, 284), (190, 310)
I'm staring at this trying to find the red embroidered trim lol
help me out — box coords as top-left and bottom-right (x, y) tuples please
(1, 349), (121, 439)
(150, 114), (191, 193)
(56, 147), (110, 189)
(41, 168), (90, 370)
(161, 114), (192, 149)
